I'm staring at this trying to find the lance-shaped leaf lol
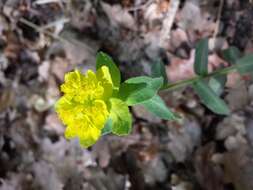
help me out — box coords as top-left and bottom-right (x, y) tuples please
(236, 54), (253, 74)
(109, 98), (132, 136)
(208, 75), (227, 96)
(96, 52), (121, 88)
(118, 76), (163, 105)
(193, 80), (230, 115)
(222, 46), (241, 64)
(141, 94), (179, 120)
(194, 38), (209, 76)
(151, 59), (168, 87)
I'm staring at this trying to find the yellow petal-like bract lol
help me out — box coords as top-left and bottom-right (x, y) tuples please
(55, 66), (113, 147)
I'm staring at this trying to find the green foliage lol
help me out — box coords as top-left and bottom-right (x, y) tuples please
(57, 46), (253, 148)
(96, 44), (253, 142)
(101, 118), (113, 135)
(208, 75), (227, 96)
(222, 46), (241, 64)
(141, 94), (179, 120)
(193, 80), (230, 115)
(194, 38), (209, 75)
(192, 39), (231, 115)
(236, 54), (253, 74)
(151, 59), (168, 86)
(109, 98), (132, 135)
(96, 52), (121, 88)
(118, 76), (163, 105)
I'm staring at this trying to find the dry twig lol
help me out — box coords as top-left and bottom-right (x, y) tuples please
(18, 17), (94, 53)
(212, 0), (224, 45)
(159, 0), (180, 47)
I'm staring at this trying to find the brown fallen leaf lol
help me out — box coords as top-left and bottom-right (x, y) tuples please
(223, 144), (253, 190)
(0, 88), (15, 112)
(166, 50), (195, 82)
(194, 143), (224, 190)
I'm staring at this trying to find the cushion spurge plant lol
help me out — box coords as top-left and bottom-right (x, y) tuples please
(55, 52), (178, 148)
(56, 43), (253, 148)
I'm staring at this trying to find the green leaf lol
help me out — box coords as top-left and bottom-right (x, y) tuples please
(118, 82), (146, 102)
(208, 75), (227, 96)
(193, 80), (230, 115)
(118, 76), (163, 105)
(96, 52), (121, 88)
(141, 94), (179, 120)
(101, 118), (113, 135)
(236, 54), (253, 74)
(222, 46), (241, 64)
(109, 98), (132, 136)
(194, 38), (209, 76)
(151, 59), (168, 86)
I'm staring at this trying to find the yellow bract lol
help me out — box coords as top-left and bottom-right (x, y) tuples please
(55, 66), (113, 147)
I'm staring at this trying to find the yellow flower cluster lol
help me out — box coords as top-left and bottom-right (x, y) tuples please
(55, 66), (113, 147)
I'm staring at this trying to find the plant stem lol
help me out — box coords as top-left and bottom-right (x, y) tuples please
(161, 64), (238, 91)
(18, 18), (94, 52)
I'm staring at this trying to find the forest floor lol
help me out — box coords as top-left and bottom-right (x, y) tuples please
(1, 0), (253, 190)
